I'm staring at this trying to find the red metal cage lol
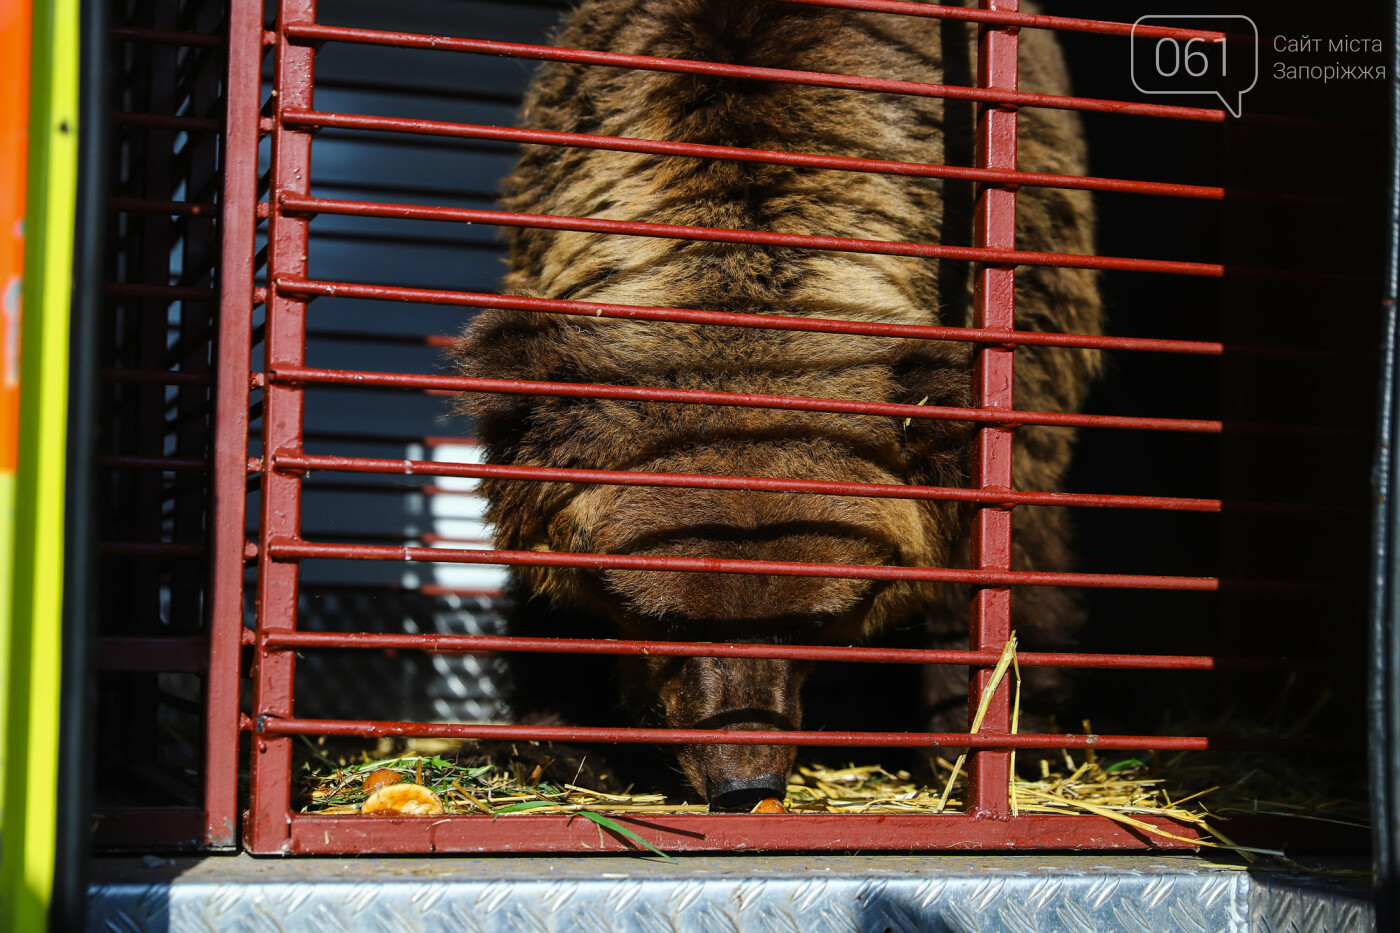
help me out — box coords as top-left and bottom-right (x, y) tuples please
(94, 0), (1384, 855)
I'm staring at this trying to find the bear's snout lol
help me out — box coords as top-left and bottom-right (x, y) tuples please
(634, 654), (810, 803)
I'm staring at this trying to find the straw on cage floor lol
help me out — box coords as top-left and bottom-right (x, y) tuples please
(290, 746), (1273, 856)
(296, 740), (1369, 864)
(296, 745), (1189, 820)
(293, 637), (1366, 859)
(298, 747), (1235, 819)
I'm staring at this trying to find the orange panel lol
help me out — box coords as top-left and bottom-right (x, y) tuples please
(0, 0), (30, 475)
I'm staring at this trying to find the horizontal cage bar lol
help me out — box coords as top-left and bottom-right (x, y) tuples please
(267, 366), (1224, 434)
(268, 538), (1219, 592)
(260, 718), (1346, 752)
(281, 23), (1225, 123)
(281, 448), (1355, 512)
(277, 194), (1370, 284)
(262, 631), (1340, 672)
(776, 0), (1225, 40)
(284, 109), (1377, 210)
(277, 276), (1224, 355)
(280, 108), (1226, 201)
(271, 453), (1221, 512)
(279, 193), (1225, 278)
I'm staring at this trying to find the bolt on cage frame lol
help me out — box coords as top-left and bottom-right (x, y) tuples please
(136, 0), (1382, 855)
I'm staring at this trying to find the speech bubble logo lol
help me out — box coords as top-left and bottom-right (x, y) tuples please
(1131, 15), (1259, 118)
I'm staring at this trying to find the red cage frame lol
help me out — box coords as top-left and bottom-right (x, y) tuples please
(202, 0), (1371, 855)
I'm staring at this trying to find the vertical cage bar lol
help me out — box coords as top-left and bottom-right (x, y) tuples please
(170, 3), (223, 639)
(247, 0), (314, 855)
(965, 0), (1018, 817)
(126, 0), (182, 775)
(205, 0), (263, 850)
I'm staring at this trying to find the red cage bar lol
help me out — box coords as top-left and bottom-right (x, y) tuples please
(276, 108), (1377, 210)
(965, 0), (1017, 819)
(246, 0), (316, 855)
(216, 0), (1378, 856)
(281, 22), (1226, 123)
(204, 0), (264, 850)
(278, 191), (1229, 277)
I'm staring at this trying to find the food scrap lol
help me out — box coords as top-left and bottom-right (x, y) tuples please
(361, 769), (403, 795)
(360, 783), (445, 816)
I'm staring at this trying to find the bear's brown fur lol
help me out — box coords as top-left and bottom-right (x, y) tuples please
(449, 0), (1102, 807)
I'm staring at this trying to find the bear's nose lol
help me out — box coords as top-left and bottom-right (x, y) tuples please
(707, 775), (787, 812)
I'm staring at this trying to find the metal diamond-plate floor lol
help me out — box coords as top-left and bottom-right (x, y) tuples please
(87, 853), (1373, 932)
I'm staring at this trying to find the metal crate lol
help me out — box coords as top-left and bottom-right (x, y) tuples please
(90, 0), (1387, 860)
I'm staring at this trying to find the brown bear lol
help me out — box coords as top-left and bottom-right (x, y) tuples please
(449, 0), (1102, 810)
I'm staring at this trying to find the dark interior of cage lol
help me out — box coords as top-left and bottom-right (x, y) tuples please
(96, 0), (228, 814)
(95, 0), (1382, 836)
